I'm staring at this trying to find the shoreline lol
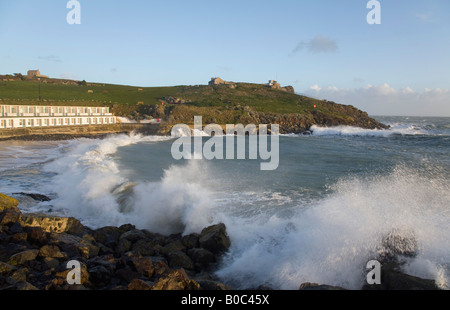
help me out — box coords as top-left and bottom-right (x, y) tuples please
(0, 193), (443, 291)
(0, 193), (234, 291)
(0, 124), (171, 142)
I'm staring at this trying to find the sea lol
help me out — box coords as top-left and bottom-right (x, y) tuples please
(0, 116), (449, 290)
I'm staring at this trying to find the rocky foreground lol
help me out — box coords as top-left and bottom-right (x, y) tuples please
(0, 193), (232, 290)
(0, 193), (443, 291)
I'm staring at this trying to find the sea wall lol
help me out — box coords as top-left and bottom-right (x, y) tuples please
(0, 124), (170, 141)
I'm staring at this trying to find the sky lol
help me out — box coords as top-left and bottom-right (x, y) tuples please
(0, 0), (449, 116)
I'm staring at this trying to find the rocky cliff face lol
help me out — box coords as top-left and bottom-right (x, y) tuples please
(162, 103), (388, 135)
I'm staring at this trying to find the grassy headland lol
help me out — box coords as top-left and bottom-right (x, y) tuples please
(0, 77), (388, 134)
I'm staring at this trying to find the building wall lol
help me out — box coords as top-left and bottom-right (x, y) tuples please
(0, 105), (116, 129)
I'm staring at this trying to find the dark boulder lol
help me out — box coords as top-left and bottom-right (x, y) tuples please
(199, 224), (231, 255)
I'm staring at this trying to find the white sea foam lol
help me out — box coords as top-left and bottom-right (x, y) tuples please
(310, 124), (431, 137)
(41, 133), (216, 235)
(216, 166), (450, 290)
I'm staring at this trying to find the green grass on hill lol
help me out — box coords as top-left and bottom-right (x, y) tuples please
(0, 79), (356, 124)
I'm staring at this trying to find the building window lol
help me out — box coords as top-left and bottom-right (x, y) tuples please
(9, 120), (13, 127)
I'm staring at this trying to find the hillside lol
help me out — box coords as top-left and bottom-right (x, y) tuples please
(0, 77), (388, 134)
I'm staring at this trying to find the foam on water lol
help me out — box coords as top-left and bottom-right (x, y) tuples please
(40, 133), (215, 235)
(309, 117), (450, 137)
(216, 165), (450, 290)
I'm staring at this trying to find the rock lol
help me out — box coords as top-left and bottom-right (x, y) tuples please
(12, 232), (28, 243)
(115, 238), (132, 254)
(38, 245), (66, 259)
(93, 226), (122, 248)
(167, 251), (194, 270)
(130, 256), (155, 278)
(182, 233), (200, 249)
(0, 210), (21, 225)
(10, 268), (28, 282)
(128, 278), (153, 290)
(362, 263), (439, 290)
(0, 262), (16, 275)
(114, 266), (141, 283)
(187, 248), (215, 270)
(13, 193), (51, 202)
(55, 262), (90, 286)
(9, 249), (39, 266)
(120, 229), (146, 243)
(378, 229), (418, 264)
(199, 224), (231, 255)
(150, 256), (170, 277)
(9, 222), (23, 234)
(132, 239), (157, 256)
(0, 243), (28, 262)
(88, 265), (111, 287)
(196, 280), (233, 291)
(24, 226), (47, 245)
(88, 255), (117, 273)
(161, 240), (186, 256)
(299, 282), (347, 290)
(19, 213), (86, 235)
(43, 257), (60, 269)
(14, 281), (39, 290)
(119, 224), (136, 234)
(0, 194), (20, 213)
(50, 233), (99, 259)
(143, 231), (167, 246)
(152, 269), (201, 291)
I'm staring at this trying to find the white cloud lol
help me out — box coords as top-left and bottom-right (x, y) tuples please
(293, 35), (338, 54)
(304, 84), (450, 117)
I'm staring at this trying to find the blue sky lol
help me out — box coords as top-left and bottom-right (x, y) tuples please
(1, 0), (449, 116)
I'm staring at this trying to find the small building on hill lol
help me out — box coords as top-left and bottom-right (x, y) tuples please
(267, 80), (281, 89)
(27, 70), (49, 79)
(209, 77), (225, 85)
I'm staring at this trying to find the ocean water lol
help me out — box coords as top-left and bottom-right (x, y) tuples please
(0, 116), (449, 290)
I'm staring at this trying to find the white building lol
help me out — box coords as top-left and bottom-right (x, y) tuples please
(0, 105), (117, 129)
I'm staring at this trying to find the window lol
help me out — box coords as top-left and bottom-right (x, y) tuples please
(1, 120), (5, 128)
(9, 120), (13, 127)
(66, 119), (70, 125)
